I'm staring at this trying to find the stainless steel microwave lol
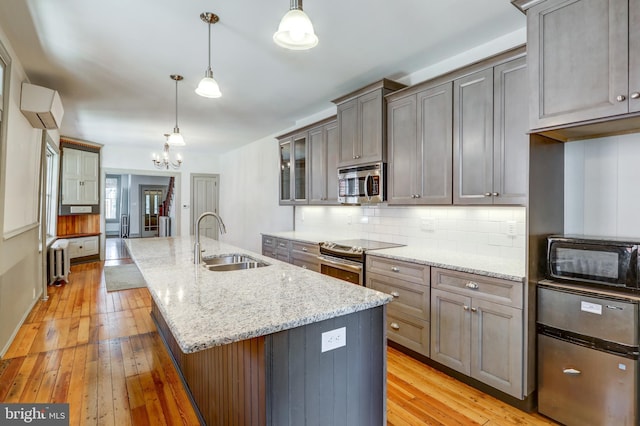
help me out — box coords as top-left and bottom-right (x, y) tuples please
(338, 163), (385, 204)
(547, 235), (640, 291)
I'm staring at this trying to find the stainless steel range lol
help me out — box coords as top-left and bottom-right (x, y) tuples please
(318, 239), (404, 286)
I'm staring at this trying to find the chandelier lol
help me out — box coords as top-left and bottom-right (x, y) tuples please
(152, 134), (183, 169)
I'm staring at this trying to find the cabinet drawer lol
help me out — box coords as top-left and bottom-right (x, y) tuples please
(368, 272), (429, 321)
(262, 235), (276, 249)
(262, 244), (277, 259)
(275, 239), (291, 252)
(366, 255), (429, 284)
(386, 311), (430, 357)
(292, 257), (320, 273)
(291, 241), (320, 256)
(431, 268), (522, 308)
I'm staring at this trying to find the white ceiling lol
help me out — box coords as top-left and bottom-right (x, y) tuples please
(0, 0), (525, 154)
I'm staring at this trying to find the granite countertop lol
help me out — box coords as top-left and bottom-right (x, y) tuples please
(368, 246), (525, 282)
(126, 237), (392, 354)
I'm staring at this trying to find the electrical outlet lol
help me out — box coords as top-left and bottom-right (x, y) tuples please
(321, 327), (346, 353)
(506, 220), (517, 236)
(32, 288), (36, 299)
(421, 217), (436, 232)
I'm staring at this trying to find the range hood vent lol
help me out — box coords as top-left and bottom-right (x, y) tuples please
(20, 83), (64, 129)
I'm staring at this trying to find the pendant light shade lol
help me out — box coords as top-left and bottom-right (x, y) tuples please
(168, 74), (186, 146)
(273, 0), (318, 50)
(196, 12), (222, 98)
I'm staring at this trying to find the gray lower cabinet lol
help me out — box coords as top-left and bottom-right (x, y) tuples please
(308, 118), (339, 204)
(262, 235), (320, 271)
(527, 0), (631, 130)
(453, 56), (528, 205)
(430, 267), (524, 398)
(366, 255), (430, 356)
(387, 82), (453, 205)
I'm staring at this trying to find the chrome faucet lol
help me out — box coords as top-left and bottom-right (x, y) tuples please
(193, 211), (227, 264)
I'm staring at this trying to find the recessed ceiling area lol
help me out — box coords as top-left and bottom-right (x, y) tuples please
(0, 0), (525, 154)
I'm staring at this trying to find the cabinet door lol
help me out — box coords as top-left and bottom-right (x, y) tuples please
(471, 299), (523, 397)
(337, 98), (358, 166)
(431, 289), (471, 375)
(630, 0), (640, 112)
(308, 126), (326, 204)
(325, 121), (339, 203)
(528, 0), (628, 129)
(418, 82), (453, 204)
(453, 68), (494, 205)
(387, 95), (418, 205)
(81, 236), (99, 256)
(358, 90), (383, 164)
(279, 139), (292, 204)
(81, 152), (100, 204)
(292, 134), (308, 203)
(493, 57), (528, 206)
(61, 149), (82, 204)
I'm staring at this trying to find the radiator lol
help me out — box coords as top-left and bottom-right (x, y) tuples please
(48, 239), (70, 285)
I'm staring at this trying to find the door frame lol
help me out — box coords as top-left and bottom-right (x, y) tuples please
(190, 173), (220, 235)
(139, 184), (166, 238)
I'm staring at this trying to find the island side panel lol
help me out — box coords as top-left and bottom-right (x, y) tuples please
(266, 306), (386, 426)
(151, 301), (266, 426)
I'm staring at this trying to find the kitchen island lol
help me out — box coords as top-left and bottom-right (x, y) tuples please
(126, 236), (392, 426)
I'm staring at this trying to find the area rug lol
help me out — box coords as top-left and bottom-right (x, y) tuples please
(104, 264), (147, 292)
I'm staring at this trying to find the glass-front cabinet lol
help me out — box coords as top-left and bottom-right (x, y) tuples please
(279, 133), (308, 205)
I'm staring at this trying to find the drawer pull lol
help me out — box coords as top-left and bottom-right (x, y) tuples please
(301, 265), (307, 269)
(390, 322), (400, 330)
(471, 307), (477, 313)
(302, 247), (308, 252)
(465, 281), (479, 290)
(279, 243), (286, 247)
(390, 291), (400, 298)
(563, 368), (581, 375)
(391, 267), (400, 273)
(463, 305), (470, 311)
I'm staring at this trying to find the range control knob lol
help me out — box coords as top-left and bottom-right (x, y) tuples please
(355, 246), (363, 253)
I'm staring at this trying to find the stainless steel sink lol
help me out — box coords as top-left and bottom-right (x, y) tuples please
(201, 253), (269, 271)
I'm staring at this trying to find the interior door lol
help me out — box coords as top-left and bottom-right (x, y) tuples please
(191, 174), (219, 239)
(140, 186), (165, 238)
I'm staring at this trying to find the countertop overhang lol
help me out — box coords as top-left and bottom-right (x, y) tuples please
(126, 236), (392, 354)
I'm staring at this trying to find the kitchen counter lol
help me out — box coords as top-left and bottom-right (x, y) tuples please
(126, 236), (392, 354)
(368, 246), (525, 282)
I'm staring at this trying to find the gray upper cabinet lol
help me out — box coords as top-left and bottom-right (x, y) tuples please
(333, 79), (406, 168)
(493, 57), (529, 205)
(388, 82), (453, 205)
(454, 57), (528, 205)
(278, 133), (308, 205)
(453, 68), (494, 205)
(527, 0), (631, 130)
(308, 117), (339, 204)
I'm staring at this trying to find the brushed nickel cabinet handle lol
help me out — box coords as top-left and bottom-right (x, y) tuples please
(632, 92), (640, 99)
(616, 95), (626, 102)
(390, 291), (400, 298)
(391, 267), (400, 273)
(390, 322), (400, 330)
(302, 247), (308, 252)
(492, 192), (499, 197)
(471, 307), (477, 313)
(302, 265), (307, 269)
(465, 281), (479, 290)
(484, 192), (492, 197)
(563, 368), (581, 375)
(463, 305), (470, 311)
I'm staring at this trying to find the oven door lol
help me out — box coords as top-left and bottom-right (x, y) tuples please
(318, 255), (363, 286)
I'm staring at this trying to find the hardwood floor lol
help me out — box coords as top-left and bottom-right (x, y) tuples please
(0, 261), (558, 425)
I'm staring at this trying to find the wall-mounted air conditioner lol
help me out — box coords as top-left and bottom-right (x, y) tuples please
(20, 82), (64, 129)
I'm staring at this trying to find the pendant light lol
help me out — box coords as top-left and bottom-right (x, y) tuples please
(195, 12), (222, 98)
(273, 0), (318, 50)
(168, 74), (186, 146)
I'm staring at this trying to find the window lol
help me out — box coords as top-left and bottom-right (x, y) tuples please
(45, 144), (59, 237)
(105, 175), (121, 221)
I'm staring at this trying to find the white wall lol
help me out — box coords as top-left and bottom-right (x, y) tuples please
(218, 136), (293, 252)
(0, 24), (45, 355)
(101, 144), (221, 237)
(565, 133), (640, 238)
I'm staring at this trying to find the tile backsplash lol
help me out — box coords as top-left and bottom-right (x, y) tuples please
(295, 205), (526, 261)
